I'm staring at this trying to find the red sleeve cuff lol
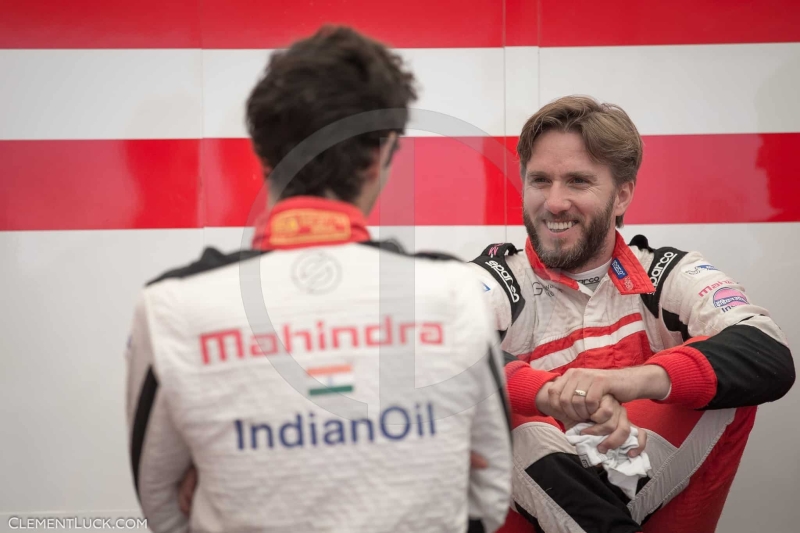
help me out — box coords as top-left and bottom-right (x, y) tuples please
(646, 345), (717, 409)
(505, 361), (560, 417)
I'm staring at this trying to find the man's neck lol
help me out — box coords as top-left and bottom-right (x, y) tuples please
(267, 190), (373, 219)
(563, 230), (617, 274)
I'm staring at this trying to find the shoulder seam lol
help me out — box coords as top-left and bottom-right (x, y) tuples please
(639, 243), (688, 318)
(146, 247), (267, 286)
(470, 243), (526, 325)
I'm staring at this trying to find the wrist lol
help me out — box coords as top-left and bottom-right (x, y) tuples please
(535, 381), (553, 417)
(632, 365), (672, 401)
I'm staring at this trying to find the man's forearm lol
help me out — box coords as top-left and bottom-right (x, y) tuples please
(616, 365), (672, 403)
(534, 365), (672, 424)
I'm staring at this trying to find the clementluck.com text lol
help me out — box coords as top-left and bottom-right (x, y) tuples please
(8, 517), (148, 530)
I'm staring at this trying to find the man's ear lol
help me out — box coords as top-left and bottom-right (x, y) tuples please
(615, 181), (635, 218)
(379, 132), (399, 170)
(365, 132), (399, 187)
(263, 164), (278, 210)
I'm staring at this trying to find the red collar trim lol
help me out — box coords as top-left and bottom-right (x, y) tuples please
(524, 232), (654, 295)
(607, 232), (655, 295)
(251, 197), (371, 251)
(524, 240), (580, 290)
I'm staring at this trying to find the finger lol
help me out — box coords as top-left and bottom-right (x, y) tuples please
(178, 467), (197, 516)
(598, 407), (631, 454)
(470, 451), (488, 469)
(559, 379), (584, 423)
(628, 428), (648, 458)
(583, 379), (605, 417)
(581, 400), (620, 436)
(179, 486), (191, 516)
(546, 380), (568, 421)
(570, 379), (594, 421)
(589, 395), (617, 426)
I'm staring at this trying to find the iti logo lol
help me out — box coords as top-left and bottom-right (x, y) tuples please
(713, 287), (749, 312)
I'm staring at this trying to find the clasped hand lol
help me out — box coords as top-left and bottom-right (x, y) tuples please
(536, 368), (647, 455)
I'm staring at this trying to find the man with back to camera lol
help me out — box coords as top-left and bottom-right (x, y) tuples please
(124, 26), (513, 533)
(468, 95), (795, 533)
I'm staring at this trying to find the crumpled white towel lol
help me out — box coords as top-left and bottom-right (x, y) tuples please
(565, 423), (651, 500)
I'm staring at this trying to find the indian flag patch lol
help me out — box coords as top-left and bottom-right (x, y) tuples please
(307, 364), (354, 396)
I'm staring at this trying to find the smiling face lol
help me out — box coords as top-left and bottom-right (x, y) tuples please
(522, 130), (633, 273)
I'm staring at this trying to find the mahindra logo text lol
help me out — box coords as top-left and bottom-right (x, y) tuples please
(200, 317), (444, 365)
(698, 280), (734, 297)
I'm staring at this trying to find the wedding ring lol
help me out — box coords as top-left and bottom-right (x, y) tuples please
(573, 389), (587, 397)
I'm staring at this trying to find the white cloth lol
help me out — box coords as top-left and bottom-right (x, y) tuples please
(565, 423), (651, 500)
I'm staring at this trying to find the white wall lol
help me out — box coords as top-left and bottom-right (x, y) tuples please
(1, 222), (797, 531)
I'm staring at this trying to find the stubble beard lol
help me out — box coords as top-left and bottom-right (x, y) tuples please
(524, 194), (616, 272)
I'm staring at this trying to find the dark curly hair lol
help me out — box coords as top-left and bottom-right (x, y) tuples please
(245, 26), (418, 202)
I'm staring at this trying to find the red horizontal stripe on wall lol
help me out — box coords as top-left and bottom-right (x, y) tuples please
(505, 0), (540, 46)
(202, 137), (509, 227)
(0, 0), (201, 49)
(540, 0), (800, 47)
(0, 140), (201, 231)
(0, 0), (503, 49)
(626, 133), (800, 225)
(509, 132), (800, 225)
(1, 134), (798, 231)
(200, 0), (503, 49)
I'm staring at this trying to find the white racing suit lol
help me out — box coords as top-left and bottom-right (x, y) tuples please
(125, 196), (513, 533)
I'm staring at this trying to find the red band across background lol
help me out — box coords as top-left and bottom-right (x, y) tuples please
(2, 1), (799, 231)
(2, 133), (798, 231)
(2, 0), (798, 49)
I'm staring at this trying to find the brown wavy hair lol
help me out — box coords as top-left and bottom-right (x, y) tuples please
(517, 95), (643, 227)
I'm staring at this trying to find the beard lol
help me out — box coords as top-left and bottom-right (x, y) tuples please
(524, 194), (616, 272)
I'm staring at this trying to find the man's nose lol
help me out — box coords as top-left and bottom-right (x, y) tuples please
(545, 182), (571, 214)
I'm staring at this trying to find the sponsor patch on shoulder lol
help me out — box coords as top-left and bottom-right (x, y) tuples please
(713, 287), (749, 312)
(611, 259), (628, 279)
(685, 264), (719, 275)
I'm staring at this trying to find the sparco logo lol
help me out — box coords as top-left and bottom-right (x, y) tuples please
(485, 260), (520, 302)
(650, 252), (677, 289)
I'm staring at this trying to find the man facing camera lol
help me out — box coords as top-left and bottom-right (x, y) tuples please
(125, 26), (512, 533)
(470, 95), (795, 533)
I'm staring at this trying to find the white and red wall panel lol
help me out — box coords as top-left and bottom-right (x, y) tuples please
(1, 1), (798, 530)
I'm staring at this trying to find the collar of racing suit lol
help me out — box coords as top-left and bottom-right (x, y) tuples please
(251, 196), (371, 251)
(524, 231), (655, 295)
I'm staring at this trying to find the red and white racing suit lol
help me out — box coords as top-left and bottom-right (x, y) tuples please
(469, 232), (795, 533)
